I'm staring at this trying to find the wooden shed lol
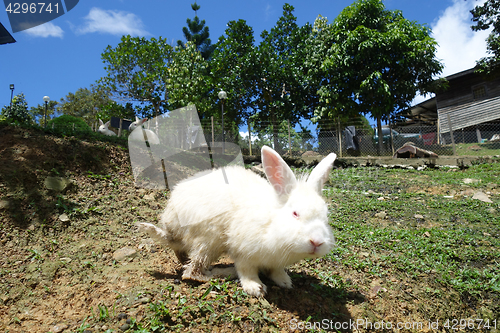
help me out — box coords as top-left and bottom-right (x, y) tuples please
(407, 68), (500, 138)
(436, 68), (500, 134)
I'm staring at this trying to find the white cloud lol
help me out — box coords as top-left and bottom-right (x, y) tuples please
(75, 7), (148, 36)
(23, 22), (64, 38)
(431, 0), (491, 77)
(411, 0), (491, 106)
(264, 4), (275, 22)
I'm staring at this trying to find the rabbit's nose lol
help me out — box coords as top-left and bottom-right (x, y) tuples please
(310, 239), (324, 249)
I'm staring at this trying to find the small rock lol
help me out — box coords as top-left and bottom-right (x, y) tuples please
(360, 252), (370, 258)
(52, 323), (69, 333)
(472, 191), (493, 203)
(463, 178), (481, 184)
(144, 193), (155, 200)
(0, 200), (10, 209)
(138, 297), (151, 304)
(423, 231), (431, 238)
(414, 214), (424, 220)
(113, 247), (137, 261)
(487, 207), (496, 214)
(375, 211), (387, 219)
(59, 213), (70, 222)
(119, 324), (130, 331)
(59, 257), (72, 264)
(377, 196), (385, 201)
(44, 176), (72, 192)
(369, 285), (387, 298)
(117, 313), (128, 320)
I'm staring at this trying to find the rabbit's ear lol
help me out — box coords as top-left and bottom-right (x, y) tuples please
(99, 119), (104, 126)
(141, 118), (148, 125)
(135, 116), (140, 122)
(105, 120), (111, 127)
(307, 153), (336, 194)
(261, 146), (297, 197)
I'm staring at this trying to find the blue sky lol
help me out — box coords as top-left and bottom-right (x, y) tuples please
(0, 0), (491, 115)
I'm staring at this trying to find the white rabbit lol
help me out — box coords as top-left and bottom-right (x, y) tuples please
(128, 116), (160, 145)
(138, 146), (336, 297)
(97, 119), (116, 136)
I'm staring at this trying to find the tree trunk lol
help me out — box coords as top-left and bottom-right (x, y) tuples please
(377, 116), (384, 155)
(271, 110), (280, 153)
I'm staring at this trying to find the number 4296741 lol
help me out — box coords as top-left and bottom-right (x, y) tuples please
(5, 2), (59, 14)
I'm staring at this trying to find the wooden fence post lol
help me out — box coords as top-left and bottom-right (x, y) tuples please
(288, 120), (291, 156)
(446, 114), (456, 155)
(211, 116), (214, 149)
(248, 120), (252, 156)
(337, 117), (342, 158)
(118, 118), (123, 137)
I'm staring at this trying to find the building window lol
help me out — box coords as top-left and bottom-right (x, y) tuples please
(472, 85), (487, 100)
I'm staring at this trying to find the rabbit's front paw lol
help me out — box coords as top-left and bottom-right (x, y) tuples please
(241, 279), (267, 297)
(269, 269), (292, 288)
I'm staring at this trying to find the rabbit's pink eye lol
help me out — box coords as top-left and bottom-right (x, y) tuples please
(293, 211), (299, 218)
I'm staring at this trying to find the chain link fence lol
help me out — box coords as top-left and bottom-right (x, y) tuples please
(199, 117), (500, 157)
(44, 115), (500, 157)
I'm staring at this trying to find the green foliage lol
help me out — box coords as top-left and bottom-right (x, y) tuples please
(1, 92), (31, 124)
(29, 100), (58, 126)
(309, 0), (444, 122)
(100, 35), (173, 118)
(166, 42), (210, 113)
(471, 0), (500, 76)
(177, 1), (215, 60)
(253, 4), (315, 151)
(210, 19), (257, 126)
(47, 114), (92, 134)
(58, 85), (114, 127)
(98, 101), (136, 124)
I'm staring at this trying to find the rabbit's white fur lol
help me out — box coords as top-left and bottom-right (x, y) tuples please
(128, 116), (160, 145)
(97, 119), (116, 136)
(138, 146), (336, 297)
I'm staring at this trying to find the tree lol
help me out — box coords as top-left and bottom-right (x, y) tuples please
(471, 0), (500, 75)
(29, 100), (58, 126)
(58, 85), (114, 127)
(1, 93), (31, 124)
(313, 0), (443, 153)
(253, 4), (314, 151)
(165, 42), (210, 113)
(209, 19), (257, 128)
(177, 1), (215, 60)
(100, 35), (173, 118)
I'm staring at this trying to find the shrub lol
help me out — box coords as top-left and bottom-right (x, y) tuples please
(47, 115), (92, 135)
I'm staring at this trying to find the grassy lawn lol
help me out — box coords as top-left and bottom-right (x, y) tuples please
(132, 163), (499, 332)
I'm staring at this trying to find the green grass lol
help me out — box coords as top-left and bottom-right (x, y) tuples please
(326, 165), (500, 296)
